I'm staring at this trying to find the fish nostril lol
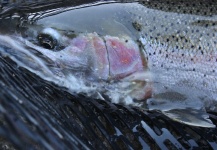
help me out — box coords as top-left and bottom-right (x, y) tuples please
(37, 33), (57, 50)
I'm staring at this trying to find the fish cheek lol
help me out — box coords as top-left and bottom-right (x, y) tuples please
(105, 36), (145, 79)
(104, 36), (151, 100)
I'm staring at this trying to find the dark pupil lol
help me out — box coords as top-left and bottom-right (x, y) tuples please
(37, 34), (57, 49)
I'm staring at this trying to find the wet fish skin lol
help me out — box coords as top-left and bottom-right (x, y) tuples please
(127, 2), (217, 110)
(139, 0), (217, 16)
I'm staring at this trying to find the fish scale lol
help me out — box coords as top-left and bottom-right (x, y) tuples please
(138, 0), (217, 16)
(140, 37), (217, 95)
(125, 1), (217, 123)
(127, 1), (217, 52)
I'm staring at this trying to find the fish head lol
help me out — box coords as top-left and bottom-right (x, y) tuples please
(31, 28), (149, 78)
(25, 27), (152, 101)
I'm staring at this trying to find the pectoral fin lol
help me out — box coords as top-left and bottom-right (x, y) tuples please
(162, 108), (216, 128)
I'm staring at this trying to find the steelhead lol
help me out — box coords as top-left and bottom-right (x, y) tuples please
(0, 1), (216, 127)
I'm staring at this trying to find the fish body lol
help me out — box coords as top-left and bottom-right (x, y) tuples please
(122, 2), (216, 102)
(124, 1), (217, 127)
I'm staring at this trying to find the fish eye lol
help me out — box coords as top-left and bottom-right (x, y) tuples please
(37, 28), (63, 50)
(37, 33), (57, 49)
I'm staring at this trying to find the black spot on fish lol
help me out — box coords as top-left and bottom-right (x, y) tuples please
(132, 22), (142, 32)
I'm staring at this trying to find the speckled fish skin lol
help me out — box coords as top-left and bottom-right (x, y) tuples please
(139, 0), (217, 16)
(127, 0), (217, 110)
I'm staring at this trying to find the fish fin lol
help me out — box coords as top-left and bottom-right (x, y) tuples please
(162, 108), (216, 128)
